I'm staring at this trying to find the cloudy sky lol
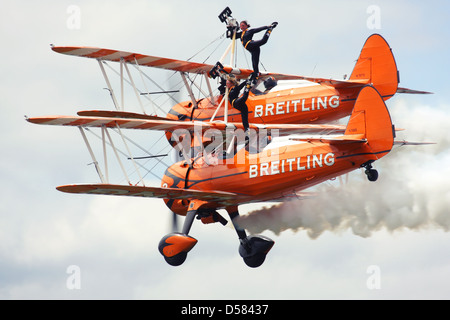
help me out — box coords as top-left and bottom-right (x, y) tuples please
(1, 0), (450, 299)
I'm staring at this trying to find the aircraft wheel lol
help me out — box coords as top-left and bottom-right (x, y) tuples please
(243, 252), (267, 268)
(158, 232), (197, 267)
(163, 251), (188, 266)
(239, 235), (274, 268)
(366, 169), (379, 182)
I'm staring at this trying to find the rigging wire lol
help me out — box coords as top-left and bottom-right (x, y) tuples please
(186, 33), (227, 62)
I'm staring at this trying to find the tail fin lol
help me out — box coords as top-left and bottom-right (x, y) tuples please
(350, 34), (399, 101)
(345, 86), (394, 159)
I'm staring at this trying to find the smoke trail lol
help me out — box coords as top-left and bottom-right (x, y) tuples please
(237, 100), (450, 238)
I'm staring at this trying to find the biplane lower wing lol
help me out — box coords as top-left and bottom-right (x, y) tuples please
(57, 184), (238, 202)
(57, 184), (318, 207)
(77, 110), (176, 121)
(26, 115), (346, 135)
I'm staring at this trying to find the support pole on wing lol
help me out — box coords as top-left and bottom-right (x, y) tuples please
(230, 25), (237, 68)
(224, 26), (237, 124)
(216, 9), (238, 124)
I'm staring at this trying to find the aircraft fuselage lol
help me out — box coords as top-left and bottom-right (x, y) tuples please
(167, 81), (361, 125)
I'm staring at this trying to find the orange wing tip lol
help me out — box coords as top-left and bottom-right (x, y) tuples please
(51, 46), (78, 54)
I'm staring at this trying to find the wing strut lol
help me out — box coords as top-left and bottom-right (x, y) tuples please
(79, 127), (106, 183)
(122, 58), (146, 115)
(98, 59), (120, 110)
(180, 72), (198, 108)
(134, 56), (158, 115)
(115, 124), (145, 186)
(204, 73), (215, 104)
(84, 127), (167, 181)
(104, 126), (132, 185)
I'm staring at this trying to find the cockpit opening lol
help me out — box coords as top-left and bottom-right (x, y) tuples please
(251, 76), (278, 96)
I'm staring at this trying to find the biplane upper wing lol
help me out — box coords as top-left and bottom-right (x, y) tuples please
(52, 46), (254, 79)
(51, 45), (369, 87)
(26, 114), (346, 135)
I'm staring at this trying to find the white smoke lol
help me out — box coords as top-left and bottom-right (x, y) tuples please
(237, 98), (450, 238)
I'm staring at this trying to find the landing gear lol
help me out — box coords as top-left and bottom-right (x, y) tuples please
(158, 209), (198, 266)
(158, 203), (274, 268)
(158, 232), (197, 266)
(227, 207), (274, 268)
(362, 161), (379, 182)
(239, 235), (275, 268)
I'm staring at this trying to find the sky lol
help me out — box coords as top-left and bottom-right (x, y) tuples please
(1, 0), (450, 300)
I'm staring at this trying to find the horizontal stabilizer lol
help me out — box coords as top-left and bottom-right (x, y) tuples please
(290, 134), (366, 145)
(264, 73), (369, 88)
(394, 140), (436, 146)
(396, 87), (433, 94)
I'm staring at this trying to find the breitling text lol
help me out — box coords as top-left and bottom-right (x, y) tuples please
(254, 95), (339, 117)
(249, 152), (335, 178)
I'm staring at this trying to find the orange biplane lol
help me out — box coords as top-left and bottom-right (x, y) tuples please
(27, 8), (431, 267)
